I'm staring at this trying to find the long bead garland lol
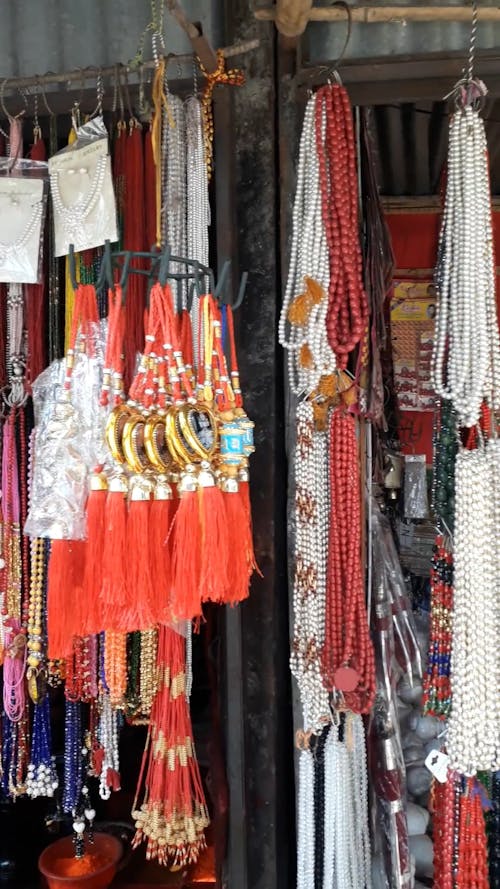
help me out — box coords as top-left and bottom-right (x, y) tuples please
(431, 103), (500, 427)
(279, 92), (335, 396)
(447, 442), (500, 775)
(322, 409), (375, 715)
(315, 85), (368, 369)
(290, 400), (330, 733)
(284, 84), (375, 889)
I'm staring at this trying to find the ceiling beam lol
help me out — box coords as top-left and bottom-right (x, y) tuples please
(256, 4), (500, 34)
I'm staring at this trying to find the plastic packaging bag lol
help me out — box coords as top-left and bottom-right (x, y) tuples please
(369, 494), (413, 889)
(404, 454), (428, 519)
(48, 116), (118, 256)
(25, 321), (106, 540)
(0, 158), (48, 283)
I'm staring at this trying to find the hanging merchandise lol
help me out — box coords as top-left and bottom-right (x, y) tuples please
(431, 86), (500, 428)
(49, 116), (118, 257)
(281, 86), (375, 889)
(369, 497), (422, 889)
(0, 157), (48, 284)
(132, 625), (209, 867)
(447, 441), (500, 776)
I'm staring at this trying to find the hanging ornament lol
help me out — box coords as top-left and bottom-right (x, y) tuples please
(447, 442), (500, 775)
(132, 625), (209, 868)
(431, 95), (500, 427)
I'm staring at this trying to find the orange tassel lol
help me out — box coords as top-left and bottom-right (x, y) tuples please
(47, 539), (86, 659)
(171, 471), (202, 621)
(126, 480), (155, 631)
(82, 474), (107, 635)
(149, 477), (174, 623)
(101, 476), (129, 630)
(198, 470), (229, 605)
(222, 484), (251, 604)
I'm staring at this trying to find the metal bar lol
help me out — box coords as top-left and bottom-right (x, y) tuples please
(256, 4), (500, 28)
(213, 79), (248, 889)
(0, 40), (259, 94)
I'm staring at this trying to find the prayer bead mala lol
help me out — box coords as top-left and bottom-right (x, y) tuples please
(322, 409), (375, 715)
(315, 85), (367, 369)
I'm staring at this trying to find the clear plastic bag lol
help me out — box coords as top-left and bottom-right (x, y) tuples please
(0, 158), (48, 283)
(404, 454), (428, 519)
(49, 116), (118, 256)
(25, 321), (106, 540)
(369, 494), (413, 889)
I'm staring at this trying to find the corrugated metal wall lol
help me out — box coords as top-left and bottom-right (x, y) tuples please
(305, 0), (500, 62)
(0, 0), (222, 78)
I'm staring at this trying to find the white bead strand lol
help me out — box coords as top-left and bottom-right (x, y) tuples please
(432, 104), (500, 427)
(447, 443), (500, 774)
(279, 93), (336, 396)
(291, 400), (331, 734)
(297, 748), (315, 889)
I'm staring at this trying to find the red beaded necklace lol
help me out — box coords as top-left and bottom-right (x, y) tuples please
(321, 408), (375, 714)
(315, 84), (368, 369)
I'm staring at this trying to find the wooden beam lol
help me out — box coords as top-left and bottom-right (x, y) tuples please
(274, 0), (313, 37)
(256, 4), (500, 32)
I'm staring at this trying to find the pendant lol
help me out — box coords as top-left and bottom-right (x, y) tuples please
(334, 665), (359, 693)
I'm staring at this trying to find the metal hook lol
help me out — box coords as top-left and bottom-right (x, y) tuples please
(37, 74), (55, 117)
(158, 245), (172, 286)
(301, 1), (351, 89)
(0, 79), (27, 120)
(466, 0), (478, 86)
(122, 68), (134, 121)
(68, 243), (79, 291)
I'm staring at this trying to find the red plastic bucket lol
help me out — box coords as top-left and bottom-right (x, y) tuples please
(38, 832), (123, 889)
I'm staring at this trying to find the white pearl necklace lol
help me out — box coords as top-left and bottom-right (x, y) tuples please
(279, 93), (336, 396)
(186, 96), (210, 367)
(50, 156), (107, 243)
(447, 441), (500, 775)
(291, 400), (331, 733)
(432, 104), (500, 427)
(97, 691), (121, 800)
(162, 89), (187, 307)
(297, 748), (315, 889)
(324, 717), (372, 889)
(0, 201), (42, 265)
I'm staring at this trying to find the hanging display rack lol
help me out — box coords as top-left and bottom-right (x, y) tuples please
(0, 41), (258, 100)
(68, 241), (248, 310)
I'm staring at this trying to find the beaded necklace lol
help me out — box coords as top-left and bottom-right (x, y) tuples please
(448, 441), (500, 775)
(432, 102), (500, 427)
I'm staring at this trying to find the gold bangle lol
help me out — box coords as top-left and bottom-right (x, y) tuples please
(143, 415), (172, 472)
(165, 407), (192, 466)
(122, 414), (149, 474)
(105, 403), (133, 464)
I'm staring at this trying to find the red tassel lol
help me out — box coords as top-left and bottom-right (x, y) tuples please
(149, 480), (174, 623)
(171, 474), (202, 621)
(82, 474), (107, 635)
(222, 486), (251, 605)
(126, 483), (155, 631)
(239, 475), (259, 576)
(198, 477), (229, 605)
(101, 476), (128, 630)
(47, 539), (86, 659)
